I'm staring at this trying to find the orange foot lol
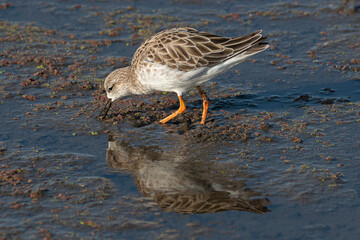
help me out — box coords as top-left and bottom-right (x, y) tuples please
(159, 95), (186, 124)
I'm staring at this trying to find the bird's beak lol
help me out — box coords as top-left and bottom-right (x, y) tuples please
(99, 98), (113, 119)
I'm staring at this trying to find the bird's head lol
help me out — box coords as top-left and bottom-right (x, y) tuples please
(104, 66), (133, 101)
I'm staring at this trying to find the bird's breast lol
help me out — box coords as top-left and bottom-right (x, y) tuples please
(136, 62), (210, 95)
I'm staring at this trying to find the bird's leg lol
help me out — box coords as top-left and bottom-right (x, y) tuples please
(99, 99), (113, 119)
(159, 95), (186, 124)
(196, 86), (209, 125)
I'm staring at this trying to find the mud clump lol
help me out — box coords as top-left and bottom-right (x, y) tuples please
(0, 169), (25, 186)
(258, 136), (275, 143)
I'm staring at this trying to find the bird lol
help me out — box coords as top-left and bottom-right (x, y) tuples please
(99, 27), (269, 124)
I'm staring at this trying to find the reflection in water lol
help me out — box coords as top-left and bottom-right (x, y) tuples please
(106, 138), (270, 214)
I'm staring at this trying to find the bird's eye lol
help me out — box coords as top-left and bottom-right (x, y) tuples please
(108, 86), (113, 92)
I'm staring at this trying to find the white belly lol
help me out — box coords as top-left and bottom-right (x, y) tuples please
(137, 53), (250, 96)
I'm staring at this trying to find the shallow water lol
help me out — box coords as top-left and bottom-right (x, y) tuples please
(1, 0), (360, 239)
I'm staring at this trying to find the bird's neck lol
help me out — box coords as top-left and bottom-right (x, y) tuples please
(127, 66), (147, 95)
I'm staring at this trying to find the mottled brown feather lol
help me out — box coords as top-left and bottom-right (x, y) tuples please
(131, 27), (267, 72)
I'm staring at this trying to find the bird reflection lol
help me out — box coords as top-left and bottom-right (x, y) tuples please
(106, 138), (270, 214)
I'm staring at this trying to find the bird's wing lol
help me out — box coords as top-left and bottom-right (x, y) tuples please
(132, 28), (267, 72)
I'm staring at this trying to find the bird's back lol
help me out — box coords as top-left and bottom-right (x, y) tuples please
(131, 27), (268, 73)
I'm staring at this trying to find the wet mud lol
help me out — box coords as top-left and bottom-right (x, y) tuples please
(1, 0), (360, 239)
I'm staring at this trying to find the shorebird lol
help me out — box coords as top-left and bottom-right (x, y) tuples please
(99, 27), (268, 124)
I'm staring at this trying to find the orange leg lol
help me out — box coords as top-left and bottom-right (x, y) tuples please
(197, 86), (209, 124)
(159, 95), (186, 124)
